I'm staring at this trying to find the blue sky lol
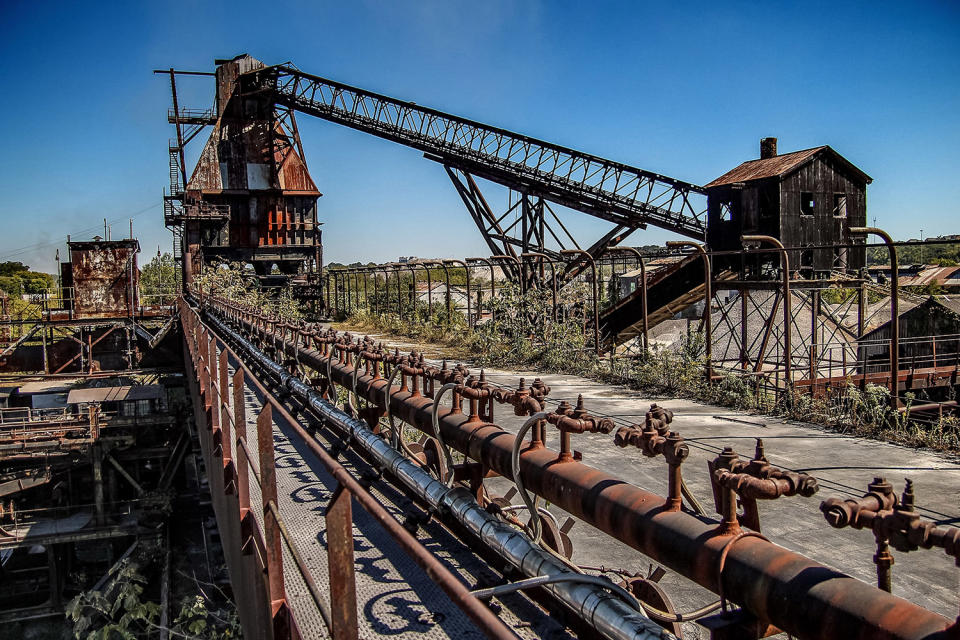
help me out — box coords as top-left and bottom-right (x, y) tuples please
(0, 1), (958, 272)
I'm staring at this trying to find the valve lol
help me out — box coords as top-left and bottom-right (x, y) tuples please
(546, 395), (614, 462)
(710, 439), (819, 535)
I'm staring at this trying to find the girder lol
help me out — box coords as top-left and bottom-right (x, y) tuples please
(241, 65), (707, 240)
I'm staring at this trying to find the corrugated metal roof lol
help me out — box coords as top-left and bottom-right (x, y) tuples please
(939, 296), (960, 315)
(906, 266), (960, 286)
(66, 385), (164, 404)
(704, 146), (872, 188)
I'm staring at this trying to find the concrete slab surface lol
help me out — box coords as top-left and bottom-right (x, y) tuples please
(361, 333), (960, 638)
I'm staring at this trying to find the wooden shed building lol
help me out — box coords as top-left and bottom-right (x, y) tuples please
(705, 138), (872, 277)
(858, 297), (960, 374)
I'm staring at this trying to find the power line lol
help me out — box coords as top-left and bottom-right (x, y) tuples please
(0, 201), (161, 262)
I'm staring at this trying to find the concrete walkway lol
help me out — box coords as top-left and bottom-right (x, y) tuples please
(362, 333), (960, 636)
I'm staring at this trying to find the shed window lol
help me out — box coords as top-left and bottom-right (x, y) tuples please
(833, 247), (848, 269)
(833, 194), (847, 218)
(719, 200), (734, 222)
(800, 249), (814, 269)
(800, 192), (815, 217)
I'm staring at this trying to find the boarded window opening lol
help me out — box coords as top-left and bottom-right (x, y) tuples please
(801, 192), (815, 216)
(833, 193), (847, 218)
(719, 201), (734, 222)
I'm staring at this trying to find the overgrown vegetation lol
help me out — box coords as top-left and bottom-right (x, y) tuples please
(140, 252), (179, 305)
(0, 260), (55, 297)
(66, 548), (239, 640)
(199, 263), (958, 454)
(867, 237), (960, 266)
(194, 261), (302, 321)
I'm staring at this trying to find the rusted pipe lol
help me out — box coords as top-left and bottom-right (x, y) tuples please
(204, 307), (664, 640)
(850, 227), (899, 404)
(209, 298), (959, 640)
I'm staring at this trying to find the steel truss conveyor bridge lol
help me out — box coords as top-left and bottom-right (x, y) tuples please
(238, 63), (706, 273)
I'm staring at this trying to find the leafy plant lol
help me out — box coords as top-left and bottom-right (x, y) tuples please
(66, 560), (159, 639)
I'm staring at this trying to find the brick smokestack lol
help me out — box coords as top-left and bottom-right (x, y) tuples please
(760, 137), (778, 159)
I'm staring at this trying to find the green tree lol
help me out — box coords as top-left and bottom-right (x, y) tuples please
(140, 253), (179, 304)
(0, 261), (29, 277)
(0, 276), (22, 297)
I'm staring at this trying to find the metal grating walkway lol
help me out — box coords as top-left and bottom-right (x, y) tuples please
(225, 352), (566, 639)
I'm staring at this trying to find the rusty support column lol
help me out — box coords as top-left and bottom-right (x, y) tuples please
(743, 235), (791, 386)
(92, 442), (105, 526)
(327, 483), (358, 639)
(41, 326), (48, 374)
(256, 404), (285, 606)
(667, 241), (711, 377)
(740, 288), (748, 369)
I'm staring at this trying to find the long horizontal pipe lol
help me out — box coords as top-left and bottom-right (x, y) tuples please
(211, 302), (959, 640)
(203, 310), (671, 640)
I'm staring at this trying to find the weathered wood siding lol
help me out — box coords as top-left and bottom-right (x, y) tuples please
(779, 155), (867, 273)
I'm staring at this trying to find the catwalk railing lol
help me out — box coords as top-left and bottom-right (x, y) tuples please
(323, 239), (960, 416)
(180, 298), (517, 640)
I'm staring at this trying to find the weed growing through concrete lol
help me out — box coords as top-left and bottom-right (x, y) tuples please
(200, 268), (958, 454)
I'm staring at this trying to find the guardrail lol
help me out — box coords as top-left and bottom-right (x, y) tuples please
(180, 298), (517, 640)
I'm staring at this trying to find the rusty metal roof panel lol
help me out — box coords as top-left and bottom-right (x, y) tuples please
(186, 120), (320, 194)
(705, 146), (872, 188)
(67, 385), (164, 404)
(705, 147), (826, 188)
(908, 266), (960, 286)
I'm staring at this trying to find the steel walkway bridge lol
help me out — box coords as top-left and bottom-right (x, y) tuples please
(179, 295), (959, 640)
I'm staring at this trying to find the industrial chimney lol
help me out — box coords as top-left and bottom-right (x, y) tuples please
(760, 137), (778, 159)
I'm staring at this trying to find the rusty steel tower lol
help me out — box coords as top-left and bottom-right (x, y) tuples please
(159, 55), (323, 289)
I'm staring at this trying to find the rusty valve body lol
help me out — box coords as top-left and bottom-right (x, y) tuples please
(709, 439), (819, 534)
(546, 395), (614, 462)
(821, 478), (960, 598)
(614, 404), (689, 511)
